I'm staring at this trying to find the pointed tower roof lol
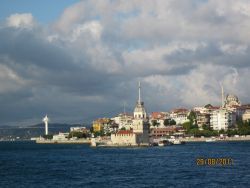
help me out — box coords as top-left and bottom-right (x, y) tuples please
(134, 81), (147, 119)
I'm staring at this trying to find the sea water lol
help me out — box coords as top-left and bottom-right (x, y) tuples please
(0, 141), (249, 188)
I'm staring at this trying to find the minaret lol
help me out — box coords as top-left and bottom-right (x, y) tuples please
(220, 82), (224, 108)
(138, 81), (141, 104)
(43, 115), (49, 135)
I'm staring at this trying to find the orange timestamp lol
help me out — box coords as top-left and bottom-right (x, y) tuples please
(196, 158), (233, 166)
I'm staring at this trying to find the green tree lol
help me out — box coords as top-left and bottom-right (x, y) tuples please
(182, 121), (192, 132)
(68, 131), (88, 139)
(188, 111), (197, 126)
(202, 124), (211, 131)
(170, 119), (176, 125)
(164, 119), (170, 126)
(204, 104), (213, 108)
(43, 134), (53, 140)
(151, 120), (159, 127)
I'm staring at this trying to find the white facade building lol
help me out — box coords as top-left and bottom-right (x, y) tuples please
(52, 132), (69, 141)
(112, 113), (133, 130)
(70, 127), (87, 132)
(169, 109), (190, 125)
(210, 109), (236, 131)
(242, 109), (250, 122)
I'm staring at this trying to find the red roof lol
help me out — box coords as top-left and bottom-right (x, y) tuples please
(171, 108), (189, 113)
(151, 112), (165, 119)
(116, 130), (133, 135)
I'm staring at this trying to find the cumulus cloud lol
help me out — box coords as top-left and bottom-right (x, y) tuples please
(6, 13), (35, 29)
(1, 0), (250, 125)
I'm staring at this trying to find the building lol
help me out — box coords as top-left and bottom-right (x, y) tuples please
(92, 118), (111, 133)
(70, 126), (89, 133)
(242, 109), (250, 122)
(111, 82), (149, 146)
(150, 126), (180, 138)
(196, 112), (210, 130)
(52, 132), (69, 141)
(210, 109), (236, 131)
(224, 94), (241, 109)
(169, 108), (190, 125)
(112, 113), (133, 130)
(150, 112), (169, 128)
(111, 130), (137, 145)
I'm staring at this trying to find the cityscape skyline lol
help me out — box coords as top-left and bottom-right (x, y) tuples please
(1, 0), (250, 126)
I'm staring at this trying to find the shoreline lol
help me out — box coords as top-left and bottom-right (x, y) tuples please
(2, 136), (250, 144)
(180, 136), (250, 142)
(35, 139), (91, 144)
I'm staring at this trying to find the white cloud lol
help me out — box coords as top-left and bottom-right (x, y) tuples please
(71, 21), (103, 41)
(3, 0), (250, 125)
(219, 42), (247, 55)
(6, 13), (35, 29)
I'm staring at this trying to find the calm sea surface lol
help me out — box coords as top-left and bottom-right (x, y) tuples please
(0, 141), (249, 188)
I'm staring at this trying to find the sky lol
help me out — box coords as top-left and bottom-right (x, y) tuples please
(1, 0), (250, 126)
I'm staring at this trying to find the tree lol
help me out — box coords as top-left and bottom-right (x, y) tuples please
(170, 119), (176, 125)
(219, 129), (225, 134)
(68, 131), (88, 139)
(204, 104), (213, 108)
(182, 121), (192, 132)
(164, 119), (169, 126)
(202, 124), (211, 131)
(43, 134), (53, 140)
(151, 120), (159, 127)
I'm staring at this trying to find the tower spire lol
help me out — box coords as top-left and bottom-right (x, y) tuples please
(138, 81), (141, 103)
(220, 82), (224, 108)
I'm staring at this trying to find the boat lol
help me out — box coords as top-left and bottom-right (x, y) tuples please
(158, 140), (172, 147)
(172, 139), (185, 145)
(168, 138), (185, 145)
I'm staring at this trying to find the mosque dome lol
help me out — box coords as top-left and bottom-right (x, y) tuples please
(224, 94), (241, 107)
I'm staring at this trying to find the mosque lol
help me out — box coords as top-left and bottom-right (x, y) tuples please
(110, 82), (149, 146)
(224, 94), (241, 108)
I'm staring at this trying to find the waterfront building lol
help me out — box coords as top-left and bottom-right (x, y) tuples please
(110, 130), (137, 145)
(70, 126), (89, 133)
(210, 109), (236, 131)
(112, 113), (133, 130)
(92, 118), (118, 134)
(52, 132), (69, 141)
(92, 118), (110, 132)
(169, 108), (190, 125)
(111, 82), (149, 146)
(150, 126), (180, 138)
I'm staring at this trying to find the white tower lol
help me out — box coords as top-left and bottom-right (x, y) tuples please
(43, 115), (49, 135)
(132, 82), (149, 144)
(220, 82), (224, 108)
(133, 81), (147, 119)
